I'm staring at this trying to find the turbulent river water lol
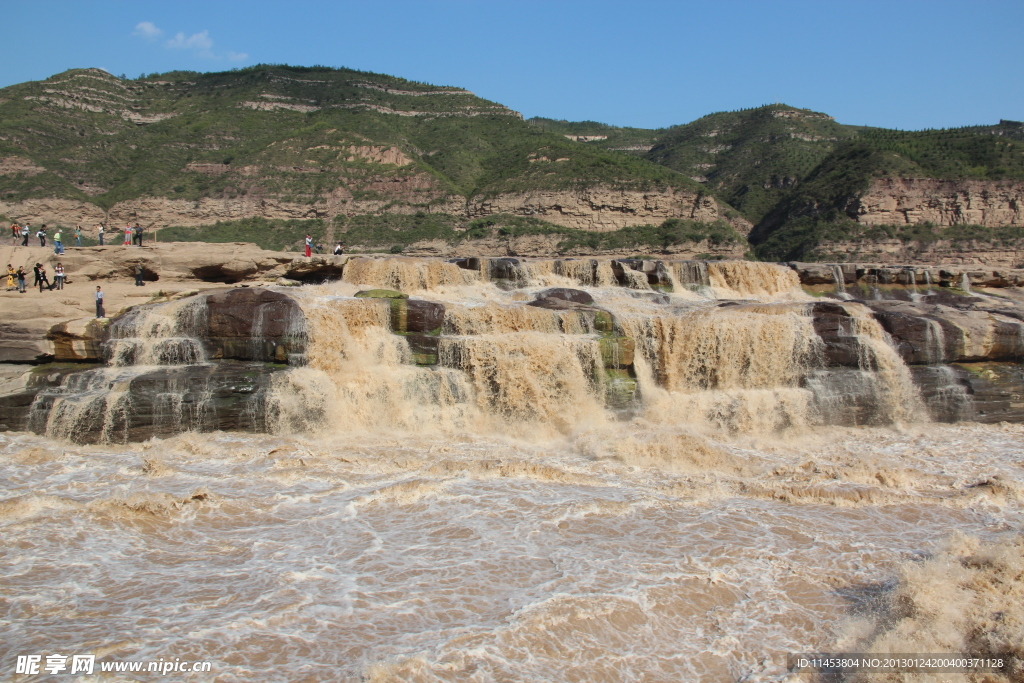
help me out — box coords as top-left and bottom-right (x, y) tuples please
(3, 258), (1022, 682)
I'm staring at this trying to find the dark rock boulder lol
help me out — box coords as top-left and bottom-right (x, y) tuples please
(612, 259), (672, 290)
(450, 257), (483, 272)
(284, 256), (345, 283)
(0, 363), (101, 432)
(788, 262), (839, 285)
(404, 333), (440, 366)
(869, 306), (961, 365)
(807, 302), (865, 367)
(205, 288), (306, 363)
(390, 299), (445, 335)
(910, 363), (1024, 423)
(27, 361), (288, 443)
(355, 289), (408, 299)
(536, 288), (595, 306)
(865, 300), (1024, 364)
(527, 297), (615, 334)
(487, 258), (524, 284)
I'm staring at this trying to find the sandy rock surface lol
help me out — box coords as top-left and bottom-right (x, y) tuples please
(0, 241), (331, 362)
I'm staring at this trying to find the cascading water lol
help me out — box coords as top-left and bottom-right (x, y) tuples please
(27, 294), (286, 442)
(961, 272), (973, 293)
(830, 264), (851, 299)
(264, 257), (924, 438)
(25, 257), (926, 442)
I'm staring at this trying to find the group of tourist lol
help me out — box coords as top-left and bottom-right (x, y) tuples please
(4, 221), (147, 320)
(303, 234), (346, 257)
(6, 260), (108, 319)
(5, 262), (65, 293)
(9, 222), (147, 248)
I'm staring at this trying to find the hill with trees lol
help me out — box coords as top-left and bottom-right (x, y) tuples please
(1, 65), (1022, 261)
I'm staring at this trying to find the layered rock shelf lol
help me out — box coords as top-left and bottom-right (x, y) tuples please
(2, 243), (1024, 441)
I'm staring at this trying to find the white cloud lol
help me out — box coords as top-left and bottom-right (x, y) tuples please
(132, 24), (249, 63)
(166, 30), (214, 52)
(133, 21), (162, 40)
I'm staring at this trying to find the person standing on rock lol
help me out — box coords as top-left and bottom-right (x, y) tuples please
(37, 225), (47, 248)
(74, 225), (83, 247)
(54, 262), (65, 290)
(134, 223), (143, 247)
(123, 224), (132, 246)
(97, 224), (105, 245)
(6, 264), (15, 291)
(10, 224), (18, 245)
(36, 263), (51, 292)
(95, 286), (105, 318)
(21, 224), (29, 246)
(32, 262), (41, 288)
(305, 234), (313, 258)
(135, 264), (145, 286)
(54, 228), (63, 255)
(16, 266), (26, 293)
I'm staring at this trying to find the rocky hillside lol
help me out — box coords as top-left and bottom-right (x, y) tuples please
(528, 108), (1024, 263)
(2, 65), (1022, 261)
(0, 66), (741, 250)
(749, 127), (1024, 260)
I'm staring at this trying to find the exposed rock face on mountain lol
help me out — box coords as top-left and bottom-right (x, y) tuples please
(805, 239), (1024, 268)
(0, 186), (737, 235)
(850, 178), (1024, 227)
(468, 186), (723, 232)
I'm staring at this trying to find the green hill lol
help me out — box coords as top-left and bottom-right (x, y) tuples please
(526, 117), (659, 155)
(0, 66), (698, 211)
(643, 104), (862, 223)
(749, 122), (1024, 260)
(2, 65), (1022, 261)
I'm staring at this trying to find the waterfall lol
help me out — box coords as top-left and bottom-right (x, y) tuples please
(831, 264), (848, 298)
(960, 272), (972, 293)
(25, 258), (936, 442)
(706, 261), (802, 298)
(28, 293), (286, 443)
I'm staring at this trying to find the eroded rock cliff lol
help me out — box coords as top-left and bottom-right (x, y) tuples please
(851, 178), (1024, 227)
(1, 185), (742, 236)
(468, 186), (729, 232)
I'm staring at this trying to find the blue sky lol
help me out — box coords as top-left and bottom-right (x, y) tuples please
(3, 0), (1022, 131)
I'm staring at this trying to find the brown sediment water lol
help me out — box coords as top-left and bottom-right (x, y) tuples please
(4, 258), (1022, 682)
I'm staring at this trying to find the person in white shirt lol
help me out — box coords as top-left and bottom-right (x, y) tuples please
(95, 286), (105, 318)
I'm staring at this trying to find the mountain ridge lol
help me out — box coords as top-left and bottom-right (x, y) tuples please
(1, 65), (1022, 260)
